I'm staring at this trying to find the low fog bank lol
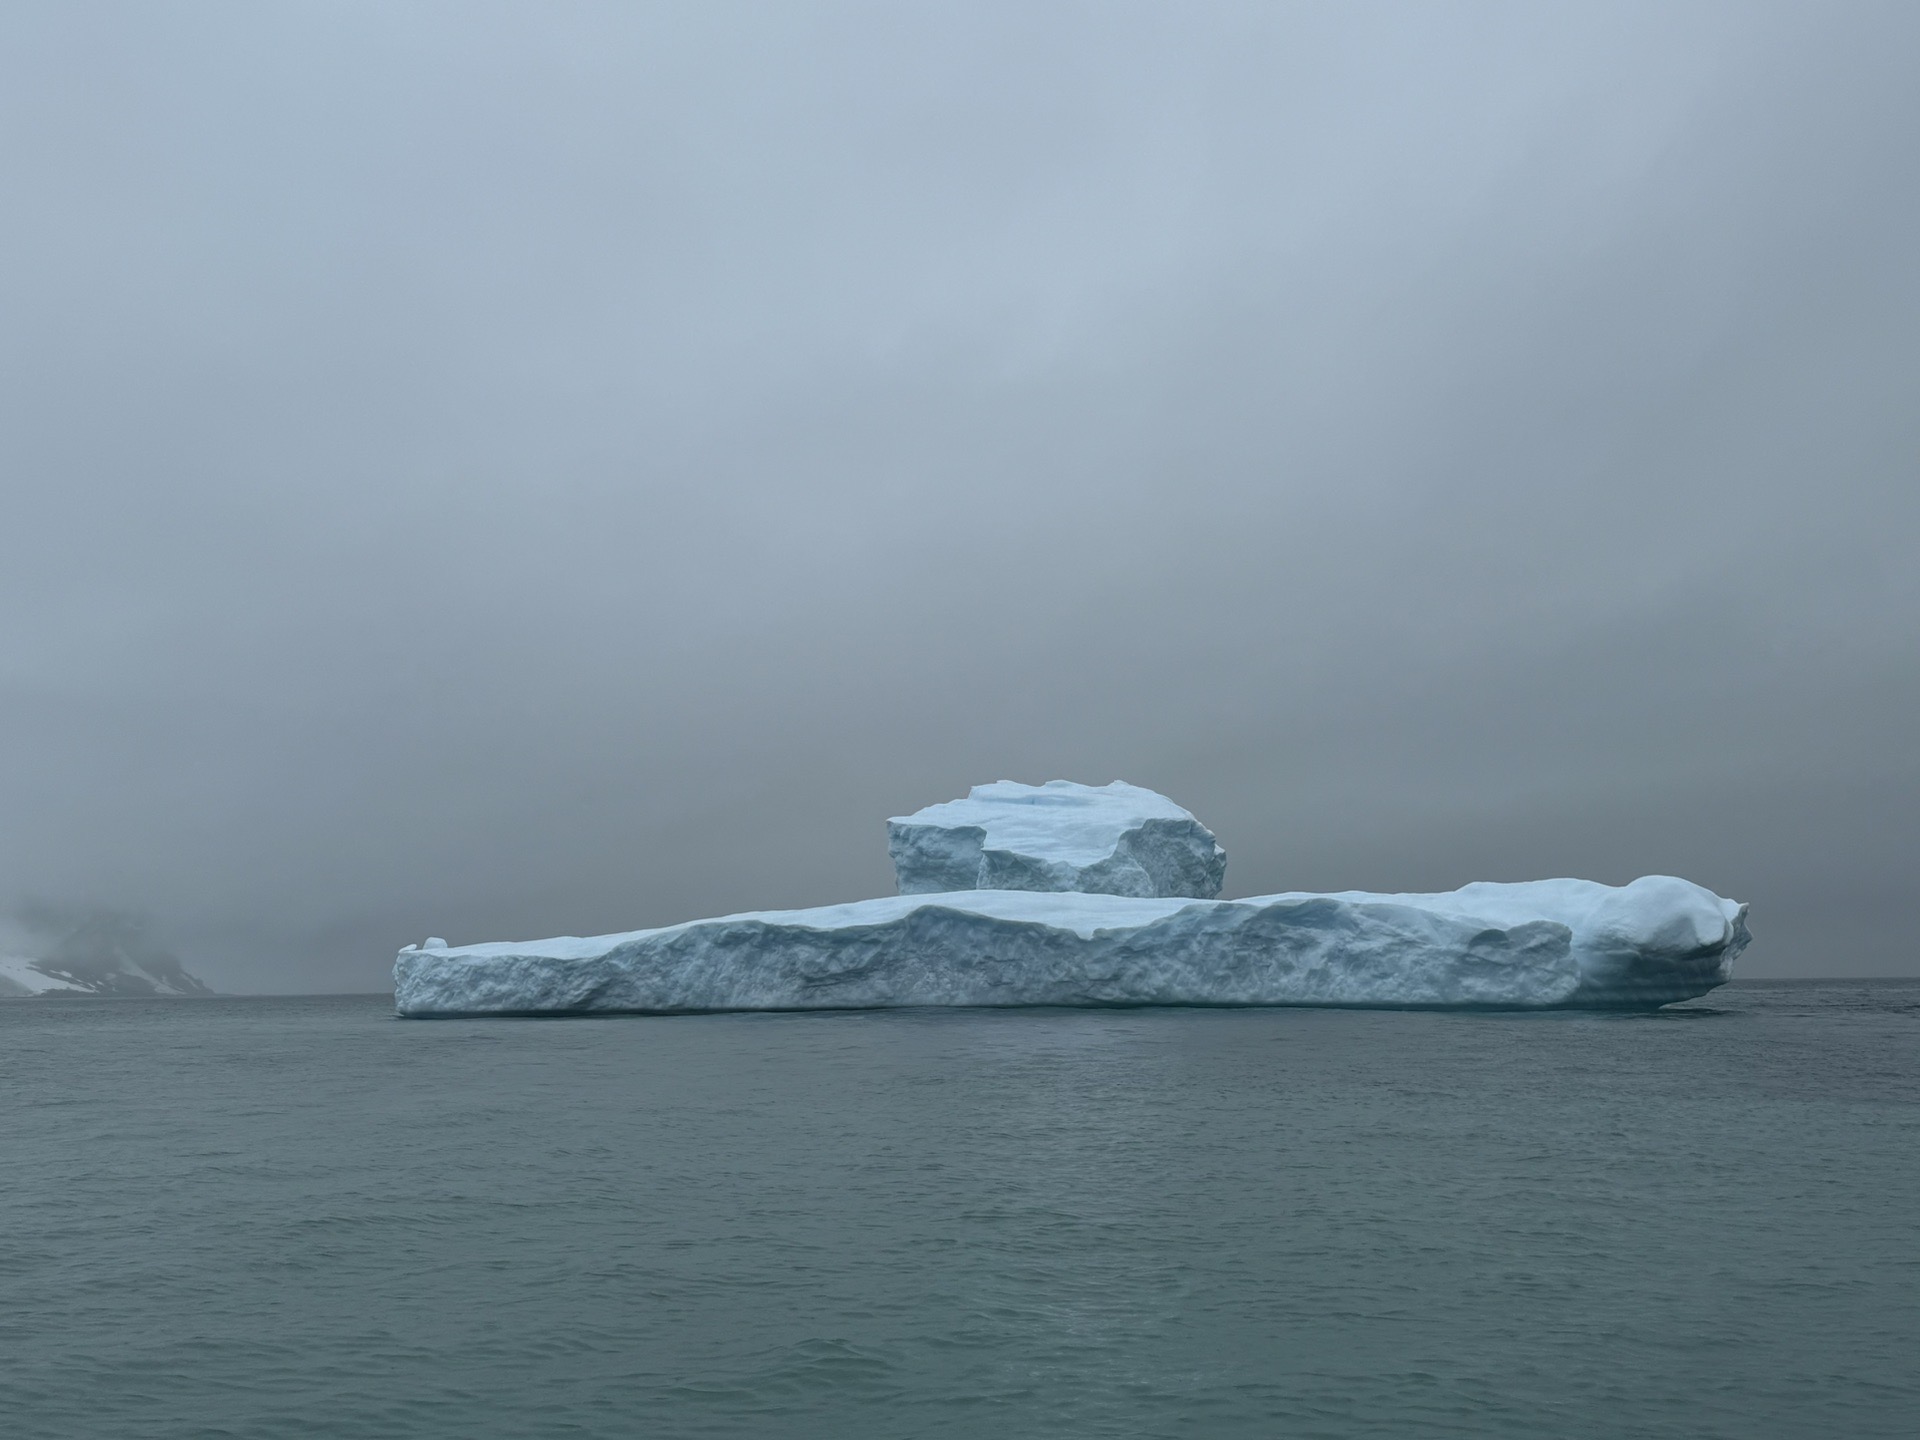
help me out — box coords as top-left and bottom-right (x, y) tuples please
(0, 904), (212, 996)
(2, 2), (1915, 991)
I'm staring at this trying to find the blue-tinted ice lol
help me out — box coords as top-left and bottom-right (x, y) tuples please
(395, 875), (1747, 1016)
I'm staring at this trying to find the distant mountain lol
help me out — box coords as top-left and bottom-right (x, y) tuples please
(0, 911), (213, 997)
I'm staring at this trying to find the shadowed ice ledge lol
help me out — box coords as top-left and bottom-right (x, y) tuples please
(393, 781), (1748, 1017)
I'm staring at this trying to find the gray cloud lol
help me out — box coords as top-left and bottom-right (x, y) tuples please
(2, 1), (1915, 989)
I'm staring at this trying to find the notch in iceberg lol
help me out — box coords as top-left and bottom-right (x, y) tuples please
(393, 875), (1747, 1017)
(888, 780), (1226, 899)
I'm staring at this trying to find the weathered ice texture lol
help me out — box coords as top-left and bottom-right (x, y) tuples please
(888, 780), (1227, 898)
(393, 876), (1747, 1017)
(1321, 877), (1751, 1011)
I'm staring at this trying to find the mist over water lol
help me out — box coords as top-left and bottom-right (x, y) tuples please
(4, 983), (1916, 1438)
(0, 904), (211, 996)
(2, 3), (1917, 991)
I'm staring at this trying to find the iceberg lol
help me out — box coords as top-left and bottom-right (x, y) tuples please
(392, 779), (1747, 1016)
(392, 876), (1747, 1016)
(889, 780), (1226, 899)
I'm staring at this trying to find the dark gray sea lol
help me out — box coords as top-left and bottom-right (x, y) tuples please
(3, 982), (1916, 1439)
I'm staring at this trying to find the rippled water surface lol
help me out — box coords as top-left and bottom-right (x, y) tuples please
(3, 982), (1917, 1438)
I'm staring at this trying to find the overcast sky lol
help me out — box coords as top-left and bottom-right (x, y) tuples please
(2, 1), (1915, 991)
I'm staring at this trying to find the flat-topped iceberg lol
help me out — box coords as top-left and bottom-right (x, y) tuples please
(393, 876), (1747, 1016)
(888, 780), (1226, 898)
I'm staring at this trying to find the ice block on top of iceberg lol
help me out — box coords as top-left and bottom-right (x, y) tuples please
(888, 780), (1227, 899)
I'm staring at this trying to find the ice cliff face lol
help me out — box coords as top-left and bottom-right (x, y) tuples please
(1321, 877), (1750, 1010)
(393, 877), (1747, 1017)
(888, 780), (1226, 899)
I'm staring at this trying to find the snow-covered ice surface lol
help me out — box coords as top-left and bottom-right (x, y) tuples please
(888, 780), (1226, 898)
(0, 954), (90, 996)
(393, 876), (1747, 1016)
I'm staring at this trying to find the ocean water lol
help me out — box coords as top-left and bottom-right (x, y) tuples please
(3, 983), (1916, 1439)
